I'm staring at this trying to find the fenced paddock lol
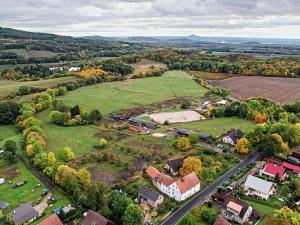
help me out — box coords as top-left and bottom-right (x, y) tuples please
(149, 110), (205, 124)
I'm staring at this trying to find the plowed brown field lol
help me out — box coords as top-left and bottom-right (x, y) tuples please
(211, 76), (300, 104)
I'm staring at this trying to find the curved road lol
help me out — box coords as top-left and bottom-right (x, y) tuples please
(162, 151), (261, 225)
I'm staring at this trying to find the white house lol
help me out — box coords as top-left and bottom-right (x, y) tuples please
(244, 175), (276, 200)
(223, 129), (244, 146)
(0, 178), (5, 185)
(68, 67), (81, 72)
(146, 166), (200, 202)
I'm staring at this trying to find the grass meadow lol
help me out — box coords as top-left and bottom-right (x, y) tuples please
(61, 71), (204, 114)
(172, 117), (257, 137)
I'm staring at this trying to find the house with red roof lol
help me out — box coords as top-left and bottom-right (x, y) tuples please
(38, 214), (63, 225)
(259, 163), (286, 181)
(145, 166), (200, 202)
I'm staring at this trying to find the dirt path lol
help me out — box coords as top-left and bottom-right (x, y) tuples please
(34, 192), (52, 216)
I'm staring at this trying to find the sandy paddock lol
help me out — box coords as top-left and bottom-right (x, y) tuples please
(149, 110), (205, 124)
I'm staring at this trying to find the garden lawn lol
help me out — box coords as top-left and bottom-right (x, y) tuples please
(241, 196), (284, 225)
(61, 70), (204, 115)
(36, 109), (99, 156)
(172, 117), (256, 137)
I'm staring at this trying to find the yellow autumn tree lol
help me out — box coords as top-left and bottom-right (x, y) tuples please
(272, 133), (289, 153)
(177, 137), (191, 151)
(236, 137), (251, 154)
(180, 157), (202, 177)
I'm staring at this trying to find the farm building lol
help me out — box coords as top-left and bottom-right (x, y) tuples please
(165, 157), (184, 176)
(68, 67), (80, 72)
(9, 203), (38, 225)
(199, 133), (211, 141)
(38, 214), (63, 225)
(243, 175), (276, 200)
(83, 210), (115, 225)
(213, 192), (253, 225)
(138, 186), (164, 209)
(222, 129), (244, 146)
(128, 117), (158, 129)
(175, 128), (194, 137)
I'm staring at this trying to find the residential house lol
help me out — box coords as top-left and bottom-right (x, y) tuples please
(222, 129), (244, 146)
(244, 175), (276, 200)
(0, 178), (4, 185)
(259, 163), (286, 181)
(175, 128), (194, 137)
(145, 166), (161, 180)
(287, 152), (300, 165)
(146, 166), (200, 202)
(38, 214), (63, 225)
(111, 113), (132, 121)
(213, 192), (252, 224)
(128, 117), (158, 129)
(214, 215), (231, 225)
(138, 186), (164, 208)
(83, 210), (115, 225)
(172, 172), (200, 201)
(9, 203), (38, 225)
(165, 157), (184, 176)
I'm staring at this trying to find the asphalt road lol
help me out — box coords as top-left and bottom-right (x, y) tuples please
(162, 151), (261, 225)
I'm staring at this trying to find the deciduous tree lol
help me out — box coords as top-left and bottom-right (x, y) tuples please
(180, 157), (202, 177)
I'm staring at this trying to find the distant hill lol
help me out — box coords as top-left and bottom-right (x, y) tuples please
(0, 27), (72, 40)
(127, 36), (161, 42)
(80, 35), (116, 41)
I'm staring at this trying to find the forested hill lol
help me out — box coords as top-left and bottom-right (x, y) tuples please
(0, 27), (72, 40)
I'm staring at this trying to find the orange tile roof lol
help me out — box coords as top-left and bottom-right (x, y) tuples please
(214, 216), (231, 225)
(175, 172), (200, 193)
(146, 166), (161, 179)
(157, 174), (174, 186)
(226, 201), (243, 213)
(38, 214), (63, 225)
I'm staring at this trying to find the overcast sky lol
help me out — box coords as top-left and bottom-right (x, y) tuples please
(0, 0), (300, 38)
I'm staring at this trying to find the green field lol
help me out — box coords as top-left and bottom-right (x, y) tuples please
(35, 71), (204, 156)
(172, 117), (257, 137)
(36, 109), (99, 156)
(61, 71), (204, 114)
(0, 76), (80, 98)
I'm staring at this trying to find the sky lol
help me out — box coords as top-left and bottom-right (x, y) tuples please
(0, 0), (300, 38)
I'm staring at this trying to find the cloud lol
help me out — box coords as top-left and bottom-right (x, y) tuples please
(0, 0), (299, 38)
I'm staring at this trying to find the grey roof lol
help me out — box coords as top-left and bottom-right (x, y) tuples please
(11, 203), (37, 225)
(128, 117), (157, 128)
(168, 158), (184, 173)
(176, 128), (194, 136)
(139, 186), (161, 202)
(199, 133), (210, 140)
(226, 129), (244, 144)
(244, 175), (274, 194)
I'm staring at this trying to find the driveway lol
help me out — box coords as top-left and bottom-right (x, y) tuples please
(34, 192), (52, 216)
